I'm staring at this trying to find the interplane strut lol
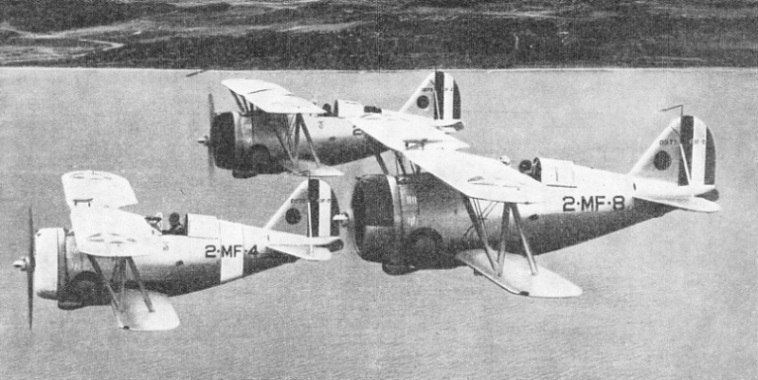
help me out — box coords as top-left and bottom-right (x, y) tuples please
(462, 196), (538, 277)
(87, 254), (155, 328)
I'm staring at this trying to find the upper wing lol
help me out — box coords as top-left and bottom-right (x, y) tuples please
(70, 207), (162, 257)
(62, 171), (138, 209)
(221, 79), (326, 115)
(352, 114), (544, 204)
(403, 150), (545, 204)
(352, 113), (469, 152)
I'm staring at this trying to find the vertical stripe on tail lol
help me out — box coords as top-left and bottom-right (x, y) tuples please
(308, 178), (319, 237)
(678, 116), (715, 186)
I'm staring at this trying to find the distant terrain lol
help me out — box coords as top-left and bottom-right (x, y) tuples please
(1, 0), (756, 69)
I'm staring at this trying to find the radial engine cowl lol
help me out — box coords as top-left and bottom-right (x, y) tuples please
(210, 112), (277, 177)
(351, 175), (396, 264)
(350, 174), (463, 272)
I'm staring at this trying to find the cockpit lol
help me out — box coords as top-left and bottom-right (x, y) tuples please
(517, 157), (576, 188)
(146, 212), (188, 236)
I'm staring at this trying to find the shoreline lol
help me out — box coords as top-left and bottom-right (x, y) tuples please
(2, 1), (757, 70)
(3, 66), (755, 73)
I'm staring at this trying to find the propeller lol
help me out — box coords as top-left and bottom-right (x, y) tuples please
(197, 93), (216, 178)
(12, 207), (35, 329)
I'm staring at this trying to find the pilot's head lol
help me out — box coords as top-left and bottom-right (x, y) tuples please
(169, 212), (181, 225)
(519, 159), (532, 174)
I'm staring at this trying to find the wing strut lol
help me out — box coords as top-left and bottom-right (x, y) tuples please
(297, 114), (323, 167)
(511, 203), (538, 275)
(87, 255), (156, 329)
(462, 196), (539, 276)
(457, 195), (581, 297)
(462, 196), (500, 273)
(269, 113), (340, 176)
(126, 256), (154, 312)
(87, 255), (122, 312)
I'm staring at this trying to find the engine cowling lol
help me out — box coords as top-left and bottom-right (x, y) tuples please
(211, 111), (280, 178)
(351, 174), (469, 274)
(32, 228), (110, 310)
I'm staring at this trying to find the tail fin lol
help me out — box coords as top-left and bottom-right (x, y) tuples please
(264, 179), (340, 238)
(630, 116), (719, 213)
(399, 71), (461, 124)
(630, 116), (715, 187)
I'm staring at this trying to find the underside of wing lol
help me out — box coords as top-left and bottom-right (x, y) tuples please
(62, 171), (138, 209)
(352, 114), (470, 152)
(404, 150), (546, 204)
(70, 208), (162, 257)
(456, 250), (582, 298)
(221, 79), (325, 115)
(115, 290), (180, 331)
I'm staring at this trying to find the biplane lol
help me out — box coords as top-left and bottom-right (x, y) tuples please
(13, 171), (342, 331)
(198, 72), (463, 178)
(349, 113), (719, 297)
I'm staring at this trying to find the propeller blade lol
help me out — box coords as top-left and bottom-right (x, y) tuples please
(207, 145), (216, 178)
(208, 93), (215, 122)
(27, 207), (35, 330)
(195, 93), (218, 179)
(207, 94), (216, 177)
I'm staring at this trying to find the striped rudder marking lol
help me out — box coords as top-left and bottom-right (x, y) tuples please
(629, 116), (715, 187)
(400, 72), (461, 121)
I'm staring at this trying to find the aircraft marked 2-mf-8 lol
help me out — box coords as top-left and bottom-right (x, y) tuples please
(349, 82), (719, 297)
(13, 171), (342, 331)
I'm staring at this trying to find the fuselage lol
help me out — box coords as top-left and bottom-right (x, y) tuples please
(217, 112), (377, 174)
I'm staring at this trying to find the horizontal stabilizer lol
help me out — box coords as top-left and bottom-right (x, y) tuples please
(279, 159), (343, 177)
(116, 290), (180, 331)
(268, 245), (332, 261)
(634, 195), (721, 213)
(456, 250), (582, 298)
(267, 232), (341, 260)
